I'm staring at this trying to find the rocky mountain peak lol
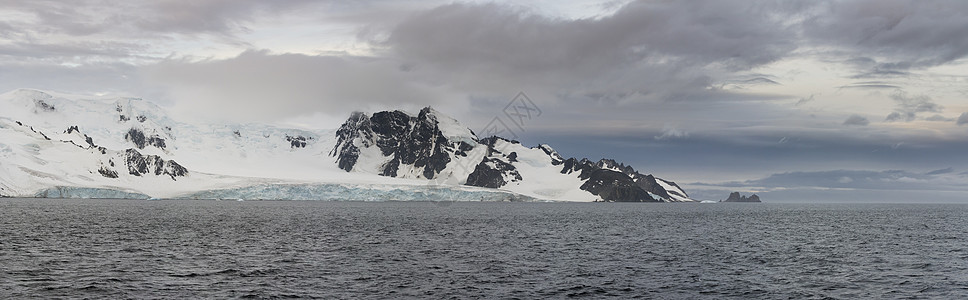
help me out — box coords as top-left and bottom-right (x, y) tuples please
(0, 90), (695, 202)
(538, 144), (564, 165)
(331, 107), (457, 179)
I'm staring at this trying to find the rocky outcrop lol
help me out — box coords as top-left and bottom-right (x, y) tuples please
(1, 89), (702, 202)
(98, 167), (119, 178)
(723, 192), (761, 202)
(329, 107), (693, 202)
(34, 99), (56, 112)
(595, 158), (637, 176)
(632, 174), (689, 201)
(464, 136), (522, 188)
(559, 158), (658, 202)
(538, 144), (564, 165)
(331, 107), (462, 179)
(124, 149), (188, 180)
(286, 135), (310, 148)
(579, 169), (658, 202)
(331, 112), (369, 172)
(559, 157), (688, 202)
(466, 157), (522, 188)
(125, 128), (166, 150)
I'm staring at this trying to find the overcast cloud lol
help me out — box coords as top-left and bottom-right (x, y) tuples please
(958, 113), (968, 126)
(2, 0), (967, 202)
(843, 115), (870, 126)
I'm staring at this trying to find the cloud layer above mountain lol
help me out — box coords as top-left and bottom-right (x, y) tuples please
(2, 0), (967, 201)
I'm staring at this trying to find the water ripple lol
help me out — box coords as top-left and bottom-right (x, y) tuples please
(1, 199), (967, 299)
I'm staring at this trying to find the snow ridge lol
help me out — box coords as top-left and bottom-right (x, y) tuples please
(1, 89), (692, 202)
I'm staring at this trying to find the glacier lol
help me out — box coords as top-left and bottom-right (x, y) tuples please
(0, 88), (694, 202)
(24, 183), (537, 202)
(34, 186), (150, 199)
(178, 183), (537, 202)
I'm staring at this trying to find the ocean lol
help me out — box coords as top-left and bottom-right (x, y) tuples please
(1, 199), (966, 299)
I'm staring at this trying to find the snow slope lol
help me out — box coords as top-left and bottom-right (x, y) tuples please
(0, 89), (694, 202)
(330, 108), (695, 202)
(0, 89), (430, 199)
(480, 139), (598, 201)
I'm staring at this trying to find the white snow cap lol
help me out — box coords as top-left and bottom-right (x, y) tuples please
(422, 107), (477, 143)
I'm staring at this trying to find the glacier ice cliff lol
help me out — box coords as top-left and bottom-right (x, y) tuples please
(178, 183), (536, 202)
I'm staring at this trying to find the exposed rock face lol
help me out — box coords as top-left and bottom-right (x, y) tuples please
(723, 192), (761, 202)
(286, 135), (310, 148)
(63, 125), (99, 149)
(538, 144), (564, 165)
(329, 107), (693, 202)
(560, 158), (658, 202)
(466, 157), (522, 188)
(2, 89), (701, 202)
(125, 128), (145, 148)
(331, 108), (459, 179)
(595, 158), (637, 176)
(632, 174), (688, 201)
(34, 99), (56, 112)
(125, 128), (166, 150)
(558, 157), (693, 202)
(98, 167), (119, 178)
(579, 169), (658, 202)
(332, 112), (369, 172)
(12, 121), (52, 141)
(124, 149), (188, 180)
(465, 136), (522, 188)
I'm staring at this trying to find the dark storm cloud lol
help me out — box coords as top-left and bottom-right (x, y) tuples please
(803, 0), (968, 70)
(837, 84), (901, 90)
(884, 91), (944, 122)
(0, 0), (324, 38)
(538, 122), (968, 177)
(6, 0), (966, 125)
(736, 77), (781, 86)
(3, 0), (965, 113)
(885, 112), (915, 122)
(843, 115), (869, 126)
(847, 68), (912, 79)
(379, 0), (968, 102)
(133, 1), (275, 35)
(3, 0), (968, 203)
(795, 94), (816, 106)
(891, 92), (943, 113)
(385, 1), (799, 99)
(719, 76), (782, 90)
(958, 113), (968, 126)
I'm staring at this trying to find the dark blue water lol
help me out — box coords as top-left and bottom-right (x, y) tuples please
(1, 199), (967, 299)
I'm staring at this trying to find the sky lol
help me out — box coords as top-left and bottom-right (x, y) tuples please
(2, 0), (968, 202)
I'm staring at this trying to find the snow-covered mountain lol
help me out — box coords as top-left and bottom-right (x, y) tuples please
(0, 89), (692, 202)
(329, 108), (692, 202)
